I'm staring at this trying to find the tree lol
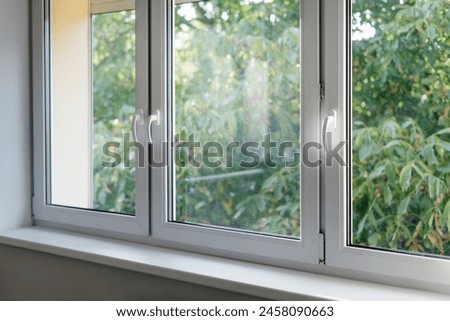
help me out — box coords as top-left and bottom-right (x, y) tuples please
(352, 0), (450, 255)
(91, 0), (450, 254)
(173, 0), (301, 236)
(92, 10), (136, 214)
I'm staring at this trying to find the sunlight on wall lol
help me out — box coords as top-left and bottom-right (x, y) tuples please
(51, 0), (90, 208)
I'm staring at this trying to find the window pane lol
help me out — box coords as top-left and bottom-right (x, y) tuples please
(351, 0), (450, 256)
(49, 0), (136, 215)
(92, 9), (136, 214)
(173, 0), (301, 238)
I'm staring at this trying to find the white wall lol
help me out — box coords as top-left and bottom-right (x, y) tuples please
(51, 0), (91, 208)
(0, 0), (32, 231)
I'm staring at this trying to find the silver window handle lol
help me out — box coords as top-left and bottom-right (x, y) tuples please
(322, 110), (337, 151)
(133, 109), (145, 142)
(148, 110), (161, 144)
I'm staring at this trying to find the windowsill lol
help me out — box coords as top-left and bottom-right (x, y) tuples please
(0, 226), (449, 300)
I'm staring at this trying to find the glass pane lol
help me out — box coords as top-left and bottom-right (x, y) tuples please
(173, 0), (301, 238)
(49, 0), (136, 215)
(351, 0), (450, 256)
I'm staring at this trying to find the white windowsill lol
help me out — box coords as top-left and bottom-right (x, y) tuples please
(0, 226), (448, 301)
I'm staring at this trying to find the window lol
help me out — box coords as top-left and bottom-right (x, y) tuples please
(149, 0), (320, 264)
(32, 0), (450, 293)
(350, 0), (450, 257)
(172, 0), (301, 238)
(49, 0), (137, 215)
(33, 0), (149, 235)
(324, 0), (450, 291)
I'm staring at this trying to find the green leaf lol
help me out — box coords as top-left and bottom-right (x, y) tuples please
(428, 27), (436, 40)
(359, 143), (373, 161)
(411, 163), (425, 178)
(435, 141), (450, 152)
(369, 166), (385, 180)
(428, 176), (437, 200)
(422, 145), (438, 165)
(368, 233), (379, 247)
(385, 140), (401, 149)
(373, 202), (385, 218)
(428, 210), (435, 228)
(383, 186), (393, 206)
(367, 209), (377, 226)
(256, 197), (266, 212)
(353, 181), (367, 199)
(427, 176), (443, 200)
(434, 128), (450, 136)
(383, 120), (397, 136)
(399, 164), (412, 190)
(353, 121), (366, 127)
(435, 179), (443, 200)
(357, 212), (369, 235)
(444, 200), (450, 232)
(398, 196), (411, 215)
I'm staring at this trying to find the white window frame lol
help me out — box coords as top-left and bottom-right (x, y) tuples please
(323, 0), (450, 293)
(31, 0), (450, 293)
(32, 0), (150, 236)
(148, 0), (321, 266)
(33, 0), (321, 267)
(90, 0), (135, 14)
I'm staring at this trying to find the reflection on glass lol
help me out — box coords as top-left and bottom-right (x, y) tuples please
(352, 0), (450, 256)
(50, 0), (136, 215)
(173, 0), (301, 238)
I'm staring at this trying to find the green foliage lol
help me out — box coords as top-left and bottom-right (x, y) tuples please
(352, 0), (450, 255)
(90, 0), (450, 253)
(92, 11), (136, 214)
(352, 0), (450, 134)
(353, 118), (450, 254)
(173, 0), (301, 236)
(91, 2), (302, 237)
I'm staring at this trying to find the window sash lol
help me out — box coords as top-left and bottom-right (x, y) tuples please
(32, 0), (150, 235)
(323, 0), (450, 293)
(149, 0), (321, 265)
(33, 0), (321, 266)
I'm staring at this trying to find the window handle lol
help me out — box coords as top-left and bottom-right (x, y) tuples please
(133, 109), (145, 142)
(322, 110), (337, 151)
(147, 110), (161, 144)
